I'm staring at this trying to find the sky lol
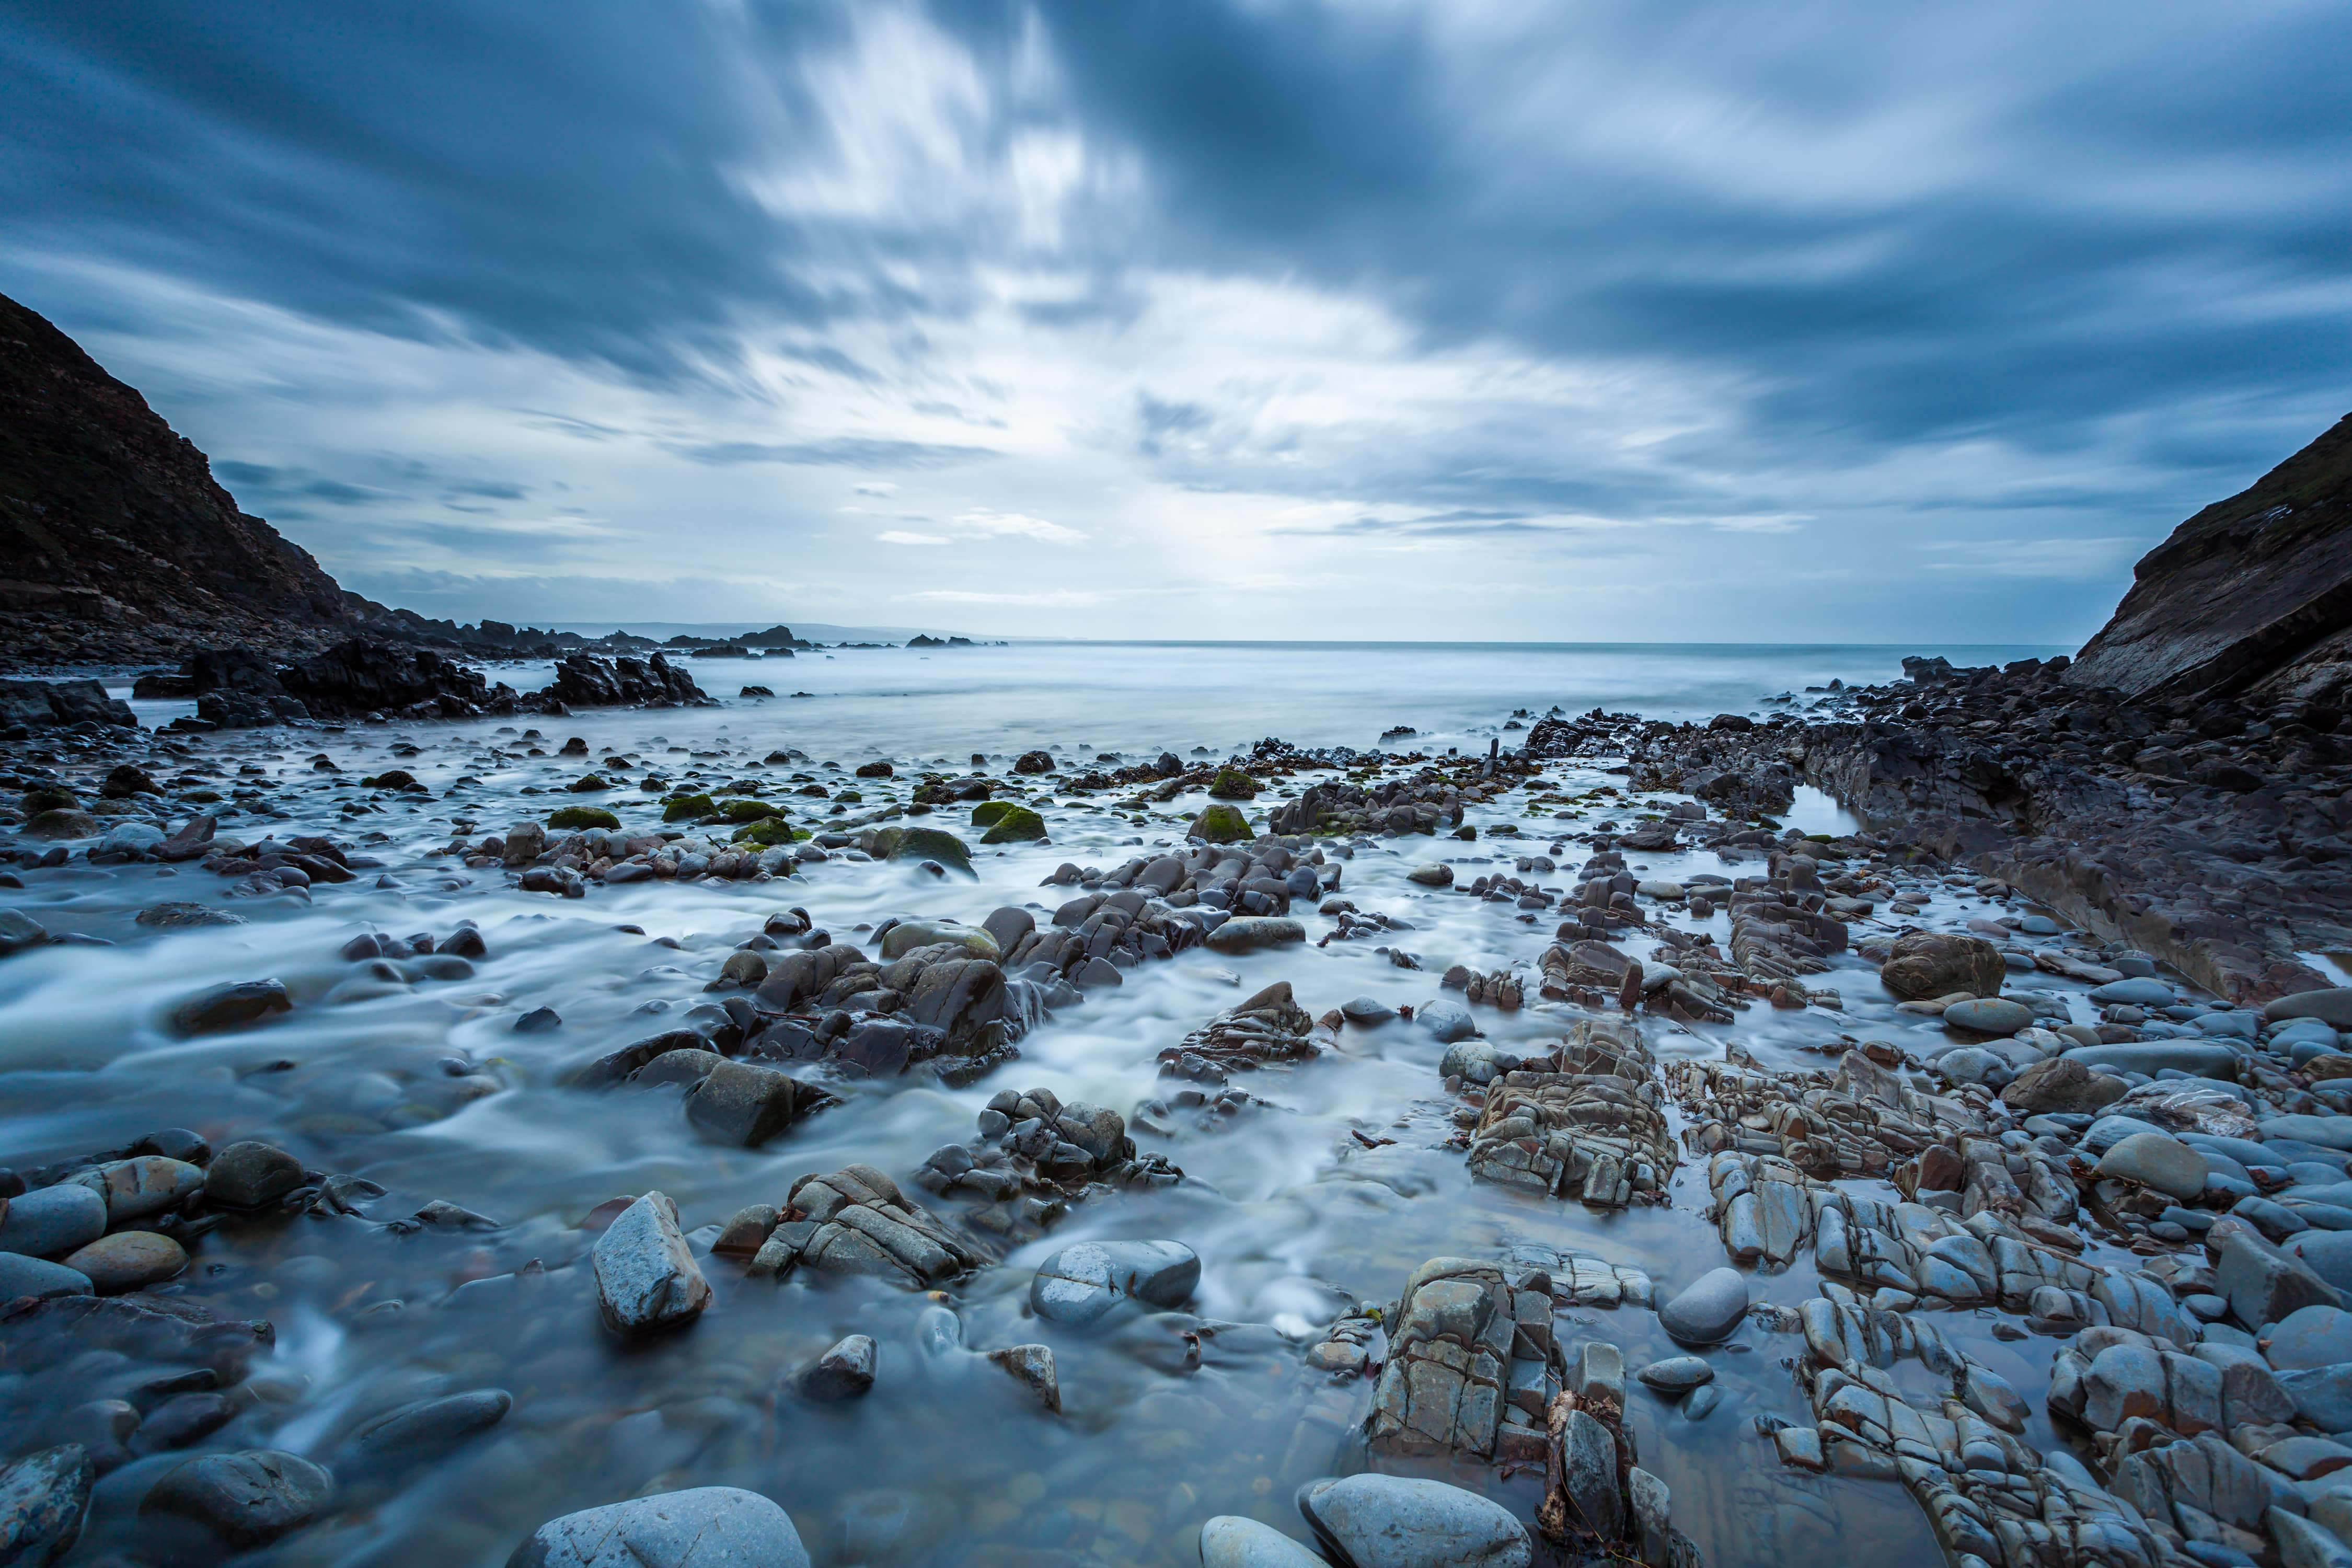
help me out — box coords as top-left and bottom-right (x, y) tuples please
(4, 2), (2348, 643)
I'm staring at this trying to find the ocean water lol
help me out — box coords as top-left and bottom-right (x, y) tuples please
(9, 640), (2088, 1568)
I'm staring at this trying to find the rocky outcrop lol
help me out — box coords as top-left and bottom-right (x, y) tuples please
(2072, 411), (2352, 704)
(0, 290), (381, 667)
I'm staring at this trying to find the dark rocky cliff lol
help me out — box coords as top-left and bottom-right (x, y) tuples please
(2070, 411), (2352, 703)
(0, 289), (379, 666)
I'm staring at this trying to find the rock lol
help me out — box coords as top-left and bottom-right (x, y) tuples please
(73, 1155), (204, 1222)
(21, 810), (97, 839)
(1439, 1038), (1500, 1084)
(2088, 977), (2179, 1007)
(169, 978), (291, 1035)
(0, 909), (49, 956)
(2291, 1232), (2352, 1293)
(1556, 1409), (1623, 1538)
(515, 1005), (562, 1033)
(2269, 1305), (2352, 1371)
(682, 1059), (831, 1147)
(1029, 1240), (1200, 1325)
(978, 805), (1047, 845)
(1407, 863), (1454, 887)
(878, 920), (1000, 962)
(887, 827), (975, 876)
(1419, 1000), (1478, 1044)
(2070, 412), (2352, 702)
(2213, 1218), (2343, 1330)
(60, 1231), (185, 1292)
(2267, 1507), (2352, 1568)
(988, 1344), (1060, 1412)
(0, 1253), (92, 1301)
(203, 1140), (306, 1209)
(1657, 1267), (1748, 1345)
(2264, 1115), (2352, 1152)
(1944, 996), (2033, 1035)
(2096, 1132), (2210, 1201)
(141, 1450), (332, 1548)
(1192, 804), (1254, 844)
(1879, 931), (2003, 1000)
(1200, 1516), (1331, 1568)
(591, 1192), (710, 1335)
(1636, 1356), (1714, 1393)
(0, 1183), (106, 1258)
(2062, 1041), (2243, 1079)
(1341, 995), (1398, 1025)
(0, 1446), (94, 1566)
(797, 1335), (878, 1401)
(1203, 917), (1305, 955)
(352, 1389), (513, 1453)
(2000, 1056), (2129, 1114)
(2270, 990), (2352, 1029)
(2280, 1365), (2352, 1431)
(1295, 1473), (1531, 1568)
(504, 1486), (809, 1568)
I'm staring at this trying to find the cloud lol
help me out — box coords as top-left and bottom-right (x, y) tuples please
(875, 529), (949, 545)
(3, 0), (2347, 643)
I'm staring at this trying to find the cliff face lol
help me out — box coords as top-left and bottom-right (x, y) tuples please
(0, 289), (377, 666)
(2070, 412), (2352, 704)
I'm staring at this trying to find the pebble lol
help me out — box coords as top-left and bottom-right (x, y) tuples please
(0, 1252), (92, 1301)
(591, 1192), (710, 1335)
(988, 1344), (1061, 1412)
(140, 1450), (332, 1548)
(505, 1486), (809, 1568)
(352, 1389), (513, 1454)
(1657, 1267), (1749, 1345)
(1296, 1473), (1531, 1568)
(61, 1231), (186, 1292)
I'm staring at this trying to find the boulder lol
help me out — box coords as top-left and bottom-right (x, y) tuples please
(2213, 1217), (2342, 1331)
(1657, 1267), (1748, 1345)
(1200, 1516), (1331, 1568)
(796, 1335), (878, 1402)
(2097, 1132), (2210, 1202)
(1879, 932), (2003, 1000)
(352, 1389), (513, 1454)
(203, 1140), (305, 1209)
(1029, 1240), (1200, 1325)
(0, 1183), (106, 1259)
(1944, 997), (2032, 1035)
(0, 1445), (93, 1566)
(140, 1450), (332, 1549)
(505, 1486), (808, 1568)
(683, 1060), (832, 1147)
(1203, 917), (1305, 955)
(2001, 1056), (2129, 1114)
(591, 1192), (710, 1335)
(1296, 1473), (1531, 1568)
(2269, 989), (2352, 1029)
(0, 1253), (93, 1301)
(169, 978), (291, 1035)
(61, 1231), (186, 1293)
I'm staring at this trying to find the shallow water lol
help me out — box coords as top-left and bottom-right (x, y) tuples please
(2, 639), (2137, 1568)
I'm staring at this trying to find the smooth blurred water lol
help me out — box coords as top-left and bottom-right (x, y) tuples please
(5, 640), (2073, 1568)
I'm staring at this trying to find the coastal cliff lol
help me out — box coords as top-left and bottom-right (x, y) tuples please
(0, 290), (378, 666)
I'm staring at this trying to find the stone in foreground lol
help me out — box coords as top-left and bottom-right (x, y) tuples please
(592, 1192), (710, 1335)
(506, 1486), (809, 1568)
(1296, 1473), (1530, 1568)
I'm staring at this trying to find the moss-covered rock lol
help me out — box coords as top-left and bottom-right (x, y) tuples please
(24, 808), (99, 838)
(548, 805), (620, 830)
(979, 805), (1046, 844)
(720, 798), (780, 823)
(1191, 803), (1253, 844)
(1208, 767), (1258, 800)
(731, 816), (797, 847)
(567, 774), (612, 793)
(19, 788), (77, 815)
(662, 792), (717, 822)
(971, 800), (1014, 827)
(888, 826), (974, 875)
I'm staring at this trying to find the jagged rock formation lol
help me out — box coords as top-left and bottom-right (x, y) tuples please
(2072, 412), (2352, 705)
(0, 290), (379, 666)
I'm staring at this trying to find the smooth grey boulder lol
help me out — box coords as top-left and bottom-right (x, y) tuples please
(1439, 1038), (1499, 1083)
(592, 1192), (710, 1335)
(2279, 1364), (2352, 1432)
(2289, 1232), (2352, 1293)
(1200, 1516), (1332, 1567)
(1944, 997), (2032, 1035)
(2269, 989), (2352, 1028)
(2097, 1132), (2209, 1201)
(1029, 1240), (1200, 1325)
(352, 1389), (512, 1454)
(2063, 1042), (2242, 1080)
(1658, 1267), (1748, 1345)
(1557, 1409), (1622, 1538)
(1419, 1000), (1477, 1044)
(2213, 1218), (2342, 1331)
(2264, 1116), (2352, 1153)
(2090, 977), (2177, 1007)
(1296, 1473), (1531, 1568)
(1636, 1356), (1715, 1393)
(0, 1445), (94, 1566)
(2269, 1306), (2352, 1371)
(506, 1486), (809, 1568)
(0, 1252), (93, 1301)
(1341, 995), (1398, 1026)
(141, 1450), (332, 1548)
(0, 1183), (106, 1259)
